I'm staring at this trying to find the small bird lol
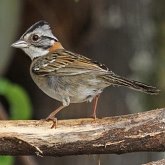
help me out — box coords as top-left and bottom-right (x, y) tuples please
(12, 20), (159, 127)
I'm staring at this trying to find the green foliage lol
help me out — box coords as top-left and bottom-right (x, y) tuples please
(0, 156), (14, 165)
(0, 78), (32, 119)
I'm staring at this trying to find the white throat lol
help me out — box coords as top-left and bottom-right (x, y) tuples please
(23, 47), (49, 60)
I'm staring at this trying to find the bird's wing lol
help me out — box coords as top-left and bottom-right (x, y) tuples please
(32, 49), (109, 76)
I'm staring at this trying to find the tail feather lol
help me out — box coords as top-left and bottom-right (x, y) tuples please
(102, 72), (160, 95)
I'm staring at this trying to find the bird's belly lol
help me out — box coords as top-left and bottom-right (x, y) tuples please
(30, 74), (105, 104)
(70, 86), (103, 103)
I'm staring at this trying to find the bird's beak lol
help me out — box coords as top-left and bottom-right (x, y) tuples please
(11, 40), (28, 48)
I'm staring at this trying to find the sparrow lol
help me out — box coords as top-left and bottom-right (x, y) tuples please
(11, 20), (159, 128)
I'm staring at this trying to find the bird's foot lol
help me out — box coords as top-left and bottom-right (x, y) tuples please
(45, 116), (58, 129)
(91, 112), (97, 120)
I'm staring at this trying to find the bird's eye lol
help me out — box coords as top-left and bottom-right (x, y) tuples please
(32, 34), (39, 41)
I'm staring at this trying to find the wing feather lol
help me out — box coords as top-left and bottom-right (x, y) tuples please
(32, 49), (109, 76)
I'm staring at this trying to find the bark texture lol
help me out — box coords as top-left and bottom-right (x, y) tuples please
(142, 159), (165, 165)
(0, 108), (164, 156)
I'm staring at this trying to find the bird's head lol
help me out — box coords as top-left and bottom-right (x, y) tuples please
(11, 20), (63, 60)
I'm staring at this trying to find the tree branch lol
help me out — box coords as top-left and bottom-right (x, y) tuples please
(0, 108), (164, 156)
(142, 159), (165, 165)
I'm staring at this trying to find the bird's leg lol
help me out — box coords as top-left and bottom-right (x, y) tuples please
(92, 95), (100, 119)
(46, 105), (65, 128)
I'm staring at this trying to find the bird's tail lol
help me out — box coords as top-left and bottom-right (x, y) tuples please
(101, 72), (160, 95)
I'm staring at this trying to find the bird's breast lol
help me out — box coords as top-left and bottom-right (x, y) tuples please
(29, 70), (106, 104)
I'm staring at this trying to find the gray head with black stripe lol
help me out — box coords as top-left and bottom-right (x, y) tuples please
(11, 20), (58, 59)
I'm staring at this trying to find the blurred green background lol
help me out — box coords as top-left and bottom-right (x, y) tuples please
(0, 0), (164, 165)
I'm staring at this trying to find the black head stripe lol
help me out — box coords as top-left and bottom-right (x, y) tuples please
(22, 20), (49, 37)
(42, 35), (58, 42)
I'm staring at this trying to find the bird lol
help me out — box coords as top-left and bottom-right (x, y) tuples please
(11, 20), (159, 128)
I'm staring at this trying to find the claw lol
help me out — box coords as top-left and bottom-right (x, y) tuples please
(44, 105), (65, 128)
(91, 113), (97, 120)
(46, 116), (58, 129)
